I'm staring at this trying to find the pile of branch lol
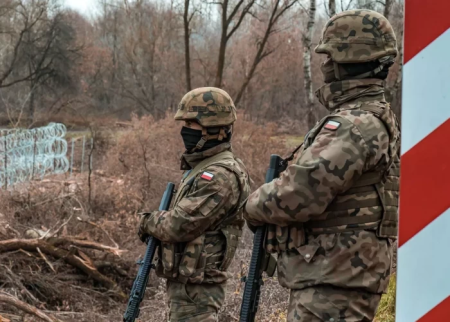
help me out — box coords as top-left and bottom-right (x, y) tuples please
(0, 237), (128, 299)
(0, 292), (62, 322)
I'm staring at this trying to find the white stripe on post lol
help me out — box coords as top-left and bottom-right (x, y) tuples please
(396, 208), (450, 322)
(401, 28), (450, 155)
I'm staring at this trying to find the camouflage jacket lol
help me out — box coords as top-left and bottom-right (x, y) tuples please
(143, 143), (250, 284)
(244, 79), (400, 294)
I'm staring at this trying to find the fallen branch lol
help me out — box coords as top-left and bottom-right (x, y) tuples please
(47, 237), (126, 256)
(0, 239), (126, 299)
(0, 314), (13, 321)
(0, 264), (40, 304)
(40, 213), (74, 239)
(37, 247), (56, 273)
(115, 121), (133, 127)
(77, 219), (120, 249)
(0, 292), (62, 322)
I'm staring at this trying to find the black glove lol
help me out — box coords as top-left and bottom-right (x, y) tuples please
(246, 221), (260, 234)
(137, 212), (152, 243)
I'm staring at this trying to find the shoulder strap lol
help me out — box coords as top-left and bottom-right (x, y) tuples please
(174, 151), (235, 205)
(182, 150), (234, 184)
(357, 101), (386, 115)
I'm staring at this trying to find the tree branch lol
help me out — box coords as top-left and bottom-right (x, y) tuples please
(226, 0), (244, 25)
(0, 292), (62, 322)
(226, 0), (256, 40)
(0, 239), (126, 298)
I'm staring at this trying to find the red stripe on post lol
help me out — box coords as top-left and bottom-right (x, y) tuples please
(404, 0), (450, 64)
(417, 296), (450, 322)
(399, 118), (450, 247)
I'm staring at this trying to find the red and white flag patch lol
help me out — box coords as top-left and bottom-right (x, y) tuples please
(200, 172), (214, 181)
(324, 120), (341, 131)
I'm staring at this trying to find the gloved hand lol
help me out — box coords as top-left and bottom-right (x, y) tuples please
(242, 200), (264, 233)
(137, 212), (152, 243)
(246, 221), (261, 234)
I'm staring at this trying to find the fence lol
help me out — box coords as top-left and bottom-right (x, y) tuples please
(0, 123), (93, 189)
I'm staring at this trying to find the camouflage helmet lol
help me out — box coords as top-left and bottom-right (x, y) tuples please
(315, 9), (398, 63)
(174, 87), (237, 128)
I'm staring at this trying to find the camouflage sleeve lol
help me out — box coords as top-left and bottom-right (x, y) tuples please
(143, 166), (240, 243)
(244, 116), (373, 226)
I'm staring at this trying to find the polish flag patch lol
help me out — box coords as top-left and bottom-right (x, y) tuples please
(324, 120), (341, 131)
(200, 172), (214, 181)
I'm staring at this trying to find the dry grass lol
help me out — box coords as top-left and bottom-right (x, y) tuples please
(0, 113), (395, 321)
(375, 275), (396, 322)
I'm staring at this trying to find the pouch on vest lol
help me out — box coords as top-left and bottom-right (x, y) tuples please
(376, 156), (400, 239)
(266, 224), (306, 253)
(266, 224), (279, 253)
(219, 226), (242, 271)
(179, 234), (206, 281)
(288, 225), (306, 249)
(161, 242), (176, 276)
(276, 226), (289, 252)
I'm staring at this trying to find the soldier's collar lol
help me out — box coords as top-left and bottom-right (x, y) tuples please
(315, 78), (385, 111)
(180, 142), (232, 170)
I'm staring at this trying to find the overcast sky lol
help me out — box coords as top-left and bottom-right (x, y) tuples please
(64, 0), (98, 15)
(63, 0), (330, 18)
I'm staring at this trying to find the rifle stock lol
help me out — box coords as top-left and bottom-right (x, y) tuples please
(239, 155), (287, 322)
(123, 182), (175, 322)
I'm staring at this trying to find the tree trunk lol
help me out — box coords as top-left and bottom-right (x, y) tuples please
(235, 1), (279, 105)
(303, 0), (316, 129)
(183, 0), (192, 91)
(384, 0), (393, 19)
(392, 28), (404, 119)
(214, 0), (229, 88)
(28, 82), (36, 125)
(234, 0), (297, 106)
(328, 0), (336, 17)
(395, 29), (404, 89)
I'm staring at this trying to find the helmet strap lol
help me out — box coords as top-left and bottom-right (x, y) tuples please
(190, 127), (228, 153)
(337, 56), (395, 80)
(333, 61), (341, 80)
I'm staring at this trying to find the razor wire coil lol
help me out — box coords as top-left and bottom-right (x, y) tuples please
(0, 123), (69, 188)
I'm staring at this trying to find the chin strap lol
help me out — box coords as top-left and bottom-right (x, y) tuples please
(190, 127), (228, 153)
(334, 56), (395, 81)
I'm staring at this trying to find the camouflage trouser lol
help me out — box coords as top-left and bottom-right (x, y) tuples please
(287, 285), (381, 322)
(166, 281), (226, 322)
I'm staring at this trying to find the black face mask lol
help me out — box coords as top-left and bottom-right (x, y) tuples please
(180, 127), (231, 153)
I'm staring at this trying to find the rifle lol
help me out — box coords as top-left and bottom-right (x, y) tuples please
(240, 140), (303, 322)
(123, 182), (175, 322)
(239, 154), (287, 322)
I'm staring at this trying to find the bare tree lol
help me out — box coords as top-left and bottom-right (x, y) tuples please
(0, 0), (81, 124)
(0, 1), (46, 89)
(24, 11), (80, 122)
(384, 0), (393, 18)
(234, 0), (298, 105)
(183, 0), (198, 92)
(329, 0), (336, 17)
(210, 0), (257, 88)
(303, 0), (316, 128)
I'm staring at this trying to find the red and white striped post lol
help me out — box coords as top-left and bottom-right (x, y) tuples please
(396, 0), (450, 321)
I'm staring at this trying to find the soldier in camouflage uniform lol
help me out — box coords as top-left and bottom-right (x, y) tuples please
(243, 10), (400, 321)
(139, 87), (251, 322)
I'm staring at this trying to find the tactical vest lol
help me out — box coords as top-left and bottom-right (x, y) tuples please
(302, 101), (400, 239)
(155, 150), (250, 284)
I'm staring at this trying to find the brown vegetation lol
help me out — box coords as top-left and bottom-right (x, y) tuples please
(0, 114), (294, 321)
(0, 0), (404, 129)
(0, 113), (396, 321)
